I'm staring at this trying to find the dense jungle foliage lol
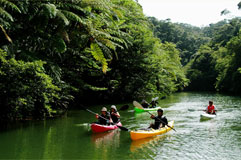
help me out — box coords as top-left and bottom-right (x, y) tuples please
(185, 18), (241, 92)
(148, 17), (210, 65)
(148, 4), (241, 94)
(0, 0), (188, 120)
(1, 0), (240, 120)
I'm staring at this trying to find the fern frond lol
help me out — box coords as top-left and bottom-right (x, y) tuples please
(52, 35), (67, 53)
(61, 10), (83, 23)
(0, 18), (10, 28)
(41, 3), (57, 18)
(82, 0), (111, 13)
(0, 0), (21, 13)
(102, 38), (116, 50)
(108, 36), (125, 44)
(0, 7), (13, 21)
(58, 3), (88, 15)
(90, 42), (108, 73)
(93, 29), (112, 39)
(96, 41), (113, 59)
(56, 10), (69, 25)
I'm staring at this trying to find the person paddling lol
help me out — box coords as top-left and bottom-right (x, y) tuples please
(95, 107), (112, 125)
(149, 109), (168, 129)
(150, 98), (158, 108)
(205, 101), (216, 114)
(110, 105), (120, 124)
(141, 100), (149, 108)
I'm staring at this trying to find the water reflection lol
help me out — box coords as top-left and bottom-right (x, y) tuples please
(91, 130), (120, 148)
(1, 92), (241, 159)
(130, 134), (169, 152)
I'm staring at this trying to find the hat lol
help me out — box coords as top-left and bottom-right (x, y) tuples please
(157, 109), (163, 113)
(111, 105), (117, 111)
(101, 107), (107, 112)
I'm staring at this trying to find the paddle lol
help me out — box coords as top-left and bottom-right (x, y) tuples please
(152, 97), (159, 101)
(188, 109), (205, 112)
(133, 101), (176, 132)
(119, 104), (129, 111)
(80, 105), (129, 131)
(188, 108), (219, 112)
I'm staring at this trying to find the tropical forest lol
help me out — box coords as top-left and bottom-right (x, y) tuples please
(0, 0), (241, 159)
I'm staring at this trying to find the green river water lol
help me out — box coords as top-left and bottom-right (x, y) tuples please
(0, 92), (241, 159)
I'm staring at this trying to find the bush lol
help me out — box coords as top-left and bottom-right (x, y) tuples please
(0, 49), (60, 120)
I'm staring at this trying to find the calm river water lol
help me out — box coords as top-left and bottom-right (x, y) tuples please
(0, 92), (241, 159)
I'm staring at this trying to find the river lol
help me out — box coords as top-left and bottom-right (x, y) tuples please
(0, 92), (241, 159)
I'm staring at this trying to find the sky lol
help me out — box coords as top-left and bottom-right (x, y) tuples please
(138, 0), (241, 27)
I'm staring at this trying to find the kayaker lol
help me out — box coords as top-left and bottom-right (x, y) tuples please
(205, 101), (216, 114)
(149, 109), (168, 129)
(110, 105), (120, 124)
(141, 100), (149, 108)
(95, 107), (112, 125)
(150, 99), (158, 108)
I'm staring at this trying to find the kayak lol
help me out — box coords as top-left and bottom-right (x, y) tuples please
(134, 106), (161, 113)
(130, 121), (174, 140)
(91, 122), (122, 133)
(200, 112), (216, 119)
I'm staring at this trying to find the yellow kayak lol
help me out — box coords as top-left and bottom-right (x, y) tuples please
(130, 121), (174, 141)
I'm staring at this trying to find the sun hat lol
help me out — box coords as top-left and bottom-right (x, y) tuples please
(101, 107), (107, 112)
(111, 105), (117, 111)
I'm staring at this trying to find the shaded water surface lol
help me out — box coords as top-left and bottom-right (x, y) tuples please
(0, 92), (241, 159)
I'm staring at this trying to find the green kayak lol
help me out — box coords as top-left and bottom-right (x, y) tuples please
(134, 106), (161, 113)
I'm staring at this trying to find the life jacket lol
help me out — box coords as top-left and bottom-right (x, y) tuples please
(98, 113), (110, 125)
(150, 101), (158, 108)
(141, 102), (149, 108)
(110, 111), (120, 123)
(207, 105), (215, 114)
(153, 116), (168, 129)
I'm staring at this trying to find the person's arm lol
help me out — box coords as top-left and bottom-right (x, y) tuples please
(163, 117), (168, 125)
(116, 112), (120, 118)
(95, 114), (99, 119)
(111, 112), (120, 118)
(109, 117), (113, 124)
(205, 106), (208, 113)
(211, 106), (215, 114)
(150, 115), (155, 119)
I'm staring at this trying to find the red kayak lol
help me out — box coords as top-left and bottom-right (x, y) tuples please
(91, 122), (122, 133)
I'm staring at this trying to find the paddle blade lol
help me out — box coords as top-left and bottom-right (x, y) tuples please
(119, 105), (129, 111)
(117, 125), (129, 131)
(133, 101), (144, 109)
